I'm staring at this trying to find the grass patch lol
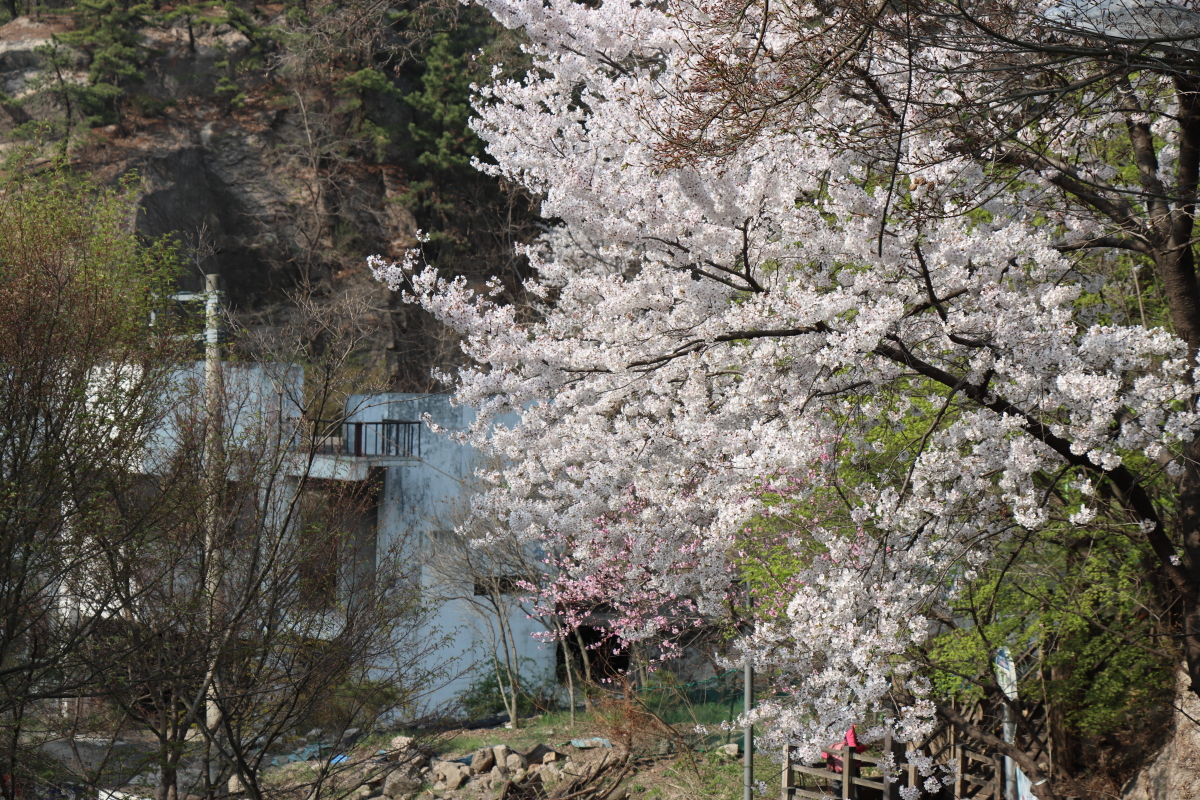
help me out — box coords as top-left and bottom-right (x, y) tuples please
(438, 710), (585, 757)
(640, 751), (783, 800)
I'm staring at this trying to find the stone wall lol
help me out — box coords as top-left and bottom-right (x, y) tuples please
(1123, 668), (1200, 800)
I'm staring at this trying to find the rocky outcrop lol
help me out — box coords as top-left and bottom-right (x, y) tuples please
(382, 770), (420, 798)
(0, 14), (255, 101)
(0, 13), (422, 370)
(1122, 669), (1200, 800)
(472, 745), (497, 774)
(432, 760), (470, 790)
(0, 0), (550, 393)
(0, 15), (77, 98)
(70, 98), (419, 307)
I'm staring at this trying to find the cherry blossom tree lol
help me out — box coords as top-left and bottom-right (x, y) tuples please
(369, 0), (1200, 795)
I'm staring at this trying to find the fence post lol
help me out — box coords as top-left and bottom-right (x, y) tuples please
(743, 586), (754, 800)
(743, 662), (753, 800)
(883, 732), (902, 800)
(842, 748), (854, 800)
(781, 745), (794, 800)
(353, 422), (363, 457)
(953, 746), (965, 800)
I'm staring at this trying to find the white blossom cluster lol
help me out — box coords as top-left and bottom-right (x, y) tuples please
(369, 0), (1200, 776)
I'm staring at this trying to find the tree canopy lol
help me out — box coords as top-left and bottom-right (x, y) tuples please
(370, 0), (1200, 795)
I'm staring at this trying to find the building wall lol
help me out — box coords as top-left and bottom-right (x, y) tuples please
(346, 394), (555, 715)
(143, 377), (553, 716)
(142, 361), (303, 473)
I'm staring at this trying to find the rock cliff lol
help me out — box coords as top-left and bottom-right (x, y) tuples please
(0, 9), (481, 388)
(1122, 669), (1200, 800)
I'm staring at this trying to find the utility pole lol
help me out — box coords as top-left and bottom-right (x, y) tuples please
(156, 270), (226, 794)
(201, 274), (224, 793)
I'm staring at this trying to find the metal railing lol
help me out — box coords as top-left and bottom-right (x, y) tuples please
(296, 419), (421, 459)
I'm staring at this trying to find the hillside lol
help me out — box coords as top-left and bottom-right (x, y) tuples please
(0, 1), (537, 389)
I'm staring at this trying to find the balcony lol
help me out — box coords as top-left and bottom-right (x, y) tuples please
(291, 419), (422, 481)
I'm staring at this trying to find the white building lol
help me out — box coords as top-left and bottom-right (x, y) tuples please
(291, 391), (555, 713)
(138, 364), (555, 717)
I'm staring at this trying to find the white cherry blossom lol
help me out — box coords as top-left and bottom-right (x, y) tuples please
(370, 0), (1200, 792)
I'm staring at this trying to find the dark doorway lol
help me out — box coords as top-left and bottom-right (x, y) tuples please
(560, 623), (630, 683)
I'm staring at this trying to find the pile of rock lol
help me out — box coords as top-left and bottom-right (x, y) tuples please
(263, 733), (571, 800)
(379, 736), (430, 799)
(465, 742), (566, 792)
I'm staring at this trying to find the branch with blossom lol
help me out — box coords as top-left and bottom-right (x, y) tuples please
(368, 0), (1200, 794)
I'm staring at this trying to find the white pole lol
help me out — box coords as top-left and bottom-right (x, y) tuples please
(744, 586), (754, 800)
(202, 274), (224, 791)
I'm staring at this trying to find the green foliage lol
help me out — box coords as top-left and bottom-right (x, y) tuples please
(338, 68), (402, 109)
(10, 0), (266, 135)
(219, 0), (265, 54)
(636, 670), (745, 732)
(128, 91), (175, 117)
(162, 1), (222, 37)
(337, 68), (403, 155)
(33, 38), (120, 131)
(455, 657), (557, 719)
(214, 74), (246, 109)
(736, 479), (827, 615)
(650, 752), (782, 800)
(928, 525), (1175, 737)
(393, 17), (495, 244)
(307, 677), (408, 731)
(279, 0), (313, 26)
(56, 0), (152, 125)
(382, 4), (535, 268)
(0, 164), (180, 327)
(67, 0), (152, 85)
(456, 664), (512, 718)
(402, 29), (488, 176)
(208, 5), (265, 110)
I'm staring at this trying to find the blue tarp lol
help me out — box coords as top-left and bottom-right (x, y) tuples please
(568, 737), (612, 749)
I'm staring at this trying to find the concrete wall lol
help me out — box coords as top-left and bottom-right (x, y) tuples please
(142, 361), (303, 474)
(346, 394), (555, 715)
(139, 378), (552, 716)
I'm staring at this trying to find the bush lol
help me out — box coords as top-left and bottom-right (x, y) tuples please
(455, 658), (559, 720)
(306, 678), (406, 732)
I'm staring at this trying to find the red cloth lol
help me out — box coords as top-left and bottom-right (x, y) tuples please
(822, 726), (867, 774)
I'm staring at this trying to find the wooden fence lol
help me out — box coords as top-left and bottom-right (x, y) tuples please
(780, 730), (1000, 800)
(779, 722), (1073, 800)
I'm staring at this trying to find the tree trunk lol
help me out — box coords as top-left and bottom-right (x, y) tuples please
(497, 609), (522, 726)
(557, 620), (577, 727)
(574, 626), (593, 710)
(156, 761), (177, 800)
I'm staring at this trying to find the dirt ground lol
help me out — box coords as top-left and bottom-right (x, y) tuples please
(414, 712), (791, 800)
